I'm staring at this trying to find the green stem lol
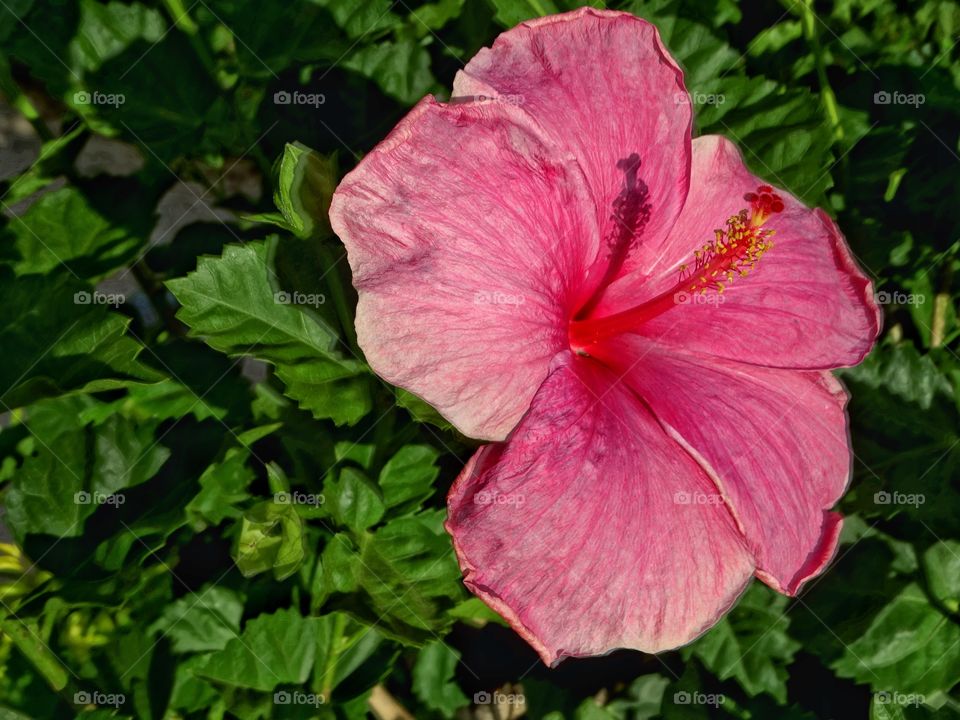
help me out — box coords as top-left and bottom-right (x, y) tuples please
(161, 0), (198, 34)
(801, 0), (844, 141)
(0, 617), (69, 691)
(315, 612), (348, 701)
(930, 262), (954, 348)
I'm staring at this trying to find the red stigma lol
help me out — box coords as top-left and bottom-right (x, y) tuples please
(746, 184), (784, 218)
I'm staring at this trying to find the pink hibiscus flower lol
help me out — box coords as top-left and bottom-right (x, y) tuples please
(329, 8), (880, 664)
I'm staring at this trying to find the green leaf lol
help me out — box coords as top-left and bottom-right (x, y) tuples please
(232, 500), (306, 581)
(312, 0), (401, 39)
(485, 0), (560, 27)
(202, 0), (348, 77)
(0, 126), (86, 205)
(840, 344), (960, 534)
(378, 444), (440, 515)
(334, 441), (376, 470)
(682, 583), (800, 702)
(342, 36), (438, 105)
(273, 142), (338, 240)
(149, 585), (244, 654)
(312, 612), (396, 702)
(82, 32), (219, 160)
(185, 447), (256, 530)
(3, 427), (89, 539)
(166, 241), (371, 425)
(81, 378), (229, 424)
(623, 9), (835, 204)
(409, 0), (465, 33)
(168, 655), (220, 714)
(412, 641), (469, 718)
(832, 583), (960, 695)
(197, 609), (322, 691)
(93, 415), (170, 494)
(0, 272), (160, 410)
(395, 388), (452, 430)
(322, 513), (465, 643)
(922, 541), (960, 615)
(69, 0), (166, 72)
(354, 513), (464, 642)
(695, 77), (836, 203)
(314, 533), (362, 606)
(325, 466), (386, 531)
(5, 414), (169, 539)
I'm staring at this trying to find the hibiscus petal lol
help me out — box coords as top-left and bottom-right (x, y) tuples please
(452, 9), (692, 297)
(445, 353), (754, 664)
(594, 135), (881, 368)
(595, 336), (849, 595)
(330, 97), (600, 440)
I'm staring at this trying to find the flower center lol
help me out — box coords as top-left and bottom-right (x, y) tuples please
(569, 185), (784, 354)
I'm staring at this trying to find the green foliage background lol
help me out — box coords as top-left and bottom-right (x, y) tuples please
(0, 0), (957, 717)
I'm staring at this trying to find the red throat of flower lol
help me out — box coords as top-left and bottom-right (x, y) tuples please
(569, 186), (785, 353)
